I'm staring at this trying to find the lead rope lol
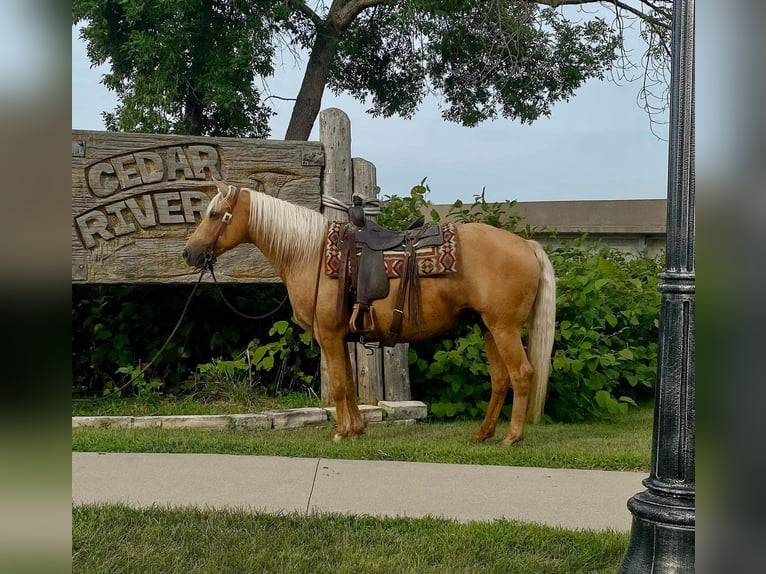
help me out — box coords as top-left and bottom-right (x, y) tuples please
(89, 265), (208, 400)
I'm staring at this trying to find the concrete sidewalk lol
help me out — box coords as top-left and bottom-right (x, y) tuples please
(72, 452), (644, 531)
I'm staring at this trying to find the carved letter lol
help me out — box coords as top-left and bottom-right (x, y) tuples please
(75, 210), (114, 248)
(154, 191), (185, 224)
(134, 151), (164, 184)
(186, 145), (222, 180)
(126, 194), (157, 228)
(87, 162), (119, 197)
(104, 201), (137, 236)
(180, 191), (211, 223)
(111, 156), (143, 190)
(166, 146), (194, 181)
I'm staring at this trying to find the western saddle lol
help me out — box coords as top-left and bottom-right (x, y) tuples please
(336, 195), (445, 347)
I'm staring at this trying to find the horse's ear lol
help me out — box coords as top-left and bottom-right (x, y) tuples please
(213, 180), (229, 195)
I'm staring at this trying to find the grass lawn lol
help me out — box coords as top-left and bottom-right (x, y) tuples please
(72, 504), (628, 574)
(72, 402), (652, 472)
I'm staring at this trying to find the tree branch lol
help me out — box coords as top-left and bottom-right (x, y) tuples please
(526, 0), (671, 30)
(286, 0), (325, 28)
(330, 0), (391, 31)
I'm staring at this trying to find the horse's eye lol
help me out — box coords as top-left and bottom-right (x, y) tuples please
(209, 211), (220, 220)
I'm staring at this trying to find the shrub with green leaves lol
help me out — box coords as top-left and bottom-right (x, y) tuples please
(72, 283), (296, 398)
(376, 178), (440, 231)
(409, 323), (493, 419)
(546, 240), (662, 421)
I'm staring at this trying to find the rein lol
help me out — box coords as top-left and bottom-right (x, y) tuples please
(208, 264), (289, 320)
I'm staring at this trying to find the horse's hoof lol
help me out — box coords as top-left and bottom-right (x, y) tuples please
(500, 435), (523, 446)
(470, 434), (488, 444)
(333, 433), (345, 442)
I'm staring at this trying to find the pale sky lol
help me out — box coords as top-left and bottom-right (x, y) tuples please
(72, 15), (672, 206)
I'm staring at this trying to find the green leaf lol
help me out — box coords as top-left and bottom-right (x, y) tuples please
(269, 321), (289, 336)
(619, 348), (634, 360)
(251, 346), (269, 365)
(595, 390), (610, 409)
(260, 355), (275, 371)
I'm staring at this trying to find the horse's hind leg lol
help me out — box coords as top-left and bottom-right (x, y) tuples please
(485, 326), (534, 446)
(471, 330), (511, 444)
(320, 335), (365, 441)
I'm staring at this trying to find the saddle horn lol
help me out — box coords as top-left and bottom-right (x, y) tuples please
(348, 195), (367, 227)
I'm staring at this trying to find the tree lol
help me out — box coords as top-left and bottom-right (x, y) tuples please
(72, 0), (281, 136)
(73, 0), (671, 140)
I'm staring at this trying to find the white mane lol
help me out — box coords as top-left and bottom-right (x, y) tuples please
(208, 186), (328, 275)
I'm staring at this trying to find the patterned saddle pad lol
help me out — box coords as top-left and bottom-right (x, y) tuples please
(324, 221), (459, 278)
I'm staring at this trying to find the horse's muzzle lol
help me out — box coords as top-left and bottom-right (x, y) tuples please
(183, 247), (207, 269)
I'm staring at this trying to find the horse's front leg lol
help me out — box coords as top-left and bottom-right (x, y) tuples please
(321, 336), (365, 441)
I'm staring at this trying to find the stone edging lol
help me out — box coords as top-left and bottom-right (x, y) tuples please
(72, 401), (428, 431)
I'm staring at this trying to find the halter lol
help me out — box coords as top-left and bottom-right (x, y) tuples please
(205, 184), (242, 266)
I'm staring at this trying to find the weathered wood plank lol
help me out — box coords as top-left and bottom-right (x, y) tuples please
(72, 130), (324, 283)
(356, 346), (383, 405)
(319, 108), (353, 220)
(383, 344), (412, 401)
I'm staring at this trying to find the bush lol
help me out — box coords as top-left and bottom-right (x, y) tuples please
(71, 283), (305, 398)
(544, 239), (662, 421)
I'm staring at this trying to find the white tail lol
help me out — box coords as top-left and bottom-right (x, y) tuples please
(525, 240), (556, 423)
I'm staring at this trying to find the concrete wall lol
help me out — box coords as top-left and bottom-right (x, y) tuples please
(427, 199), (667, 258)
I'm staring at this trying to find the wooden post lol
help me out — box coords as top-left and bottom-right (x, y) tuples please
(352, 158), (384, 404)
(383, 345), (411, 401)
(318, 108), (354, 404)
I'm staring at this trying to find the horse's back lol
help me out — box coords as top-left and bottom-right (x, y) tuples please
(454, 223), (541, 285)
(408, 223), (543, 334)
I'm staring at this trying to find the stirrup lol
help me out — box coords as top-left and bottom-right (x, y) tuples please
(349, 304), (375, 334)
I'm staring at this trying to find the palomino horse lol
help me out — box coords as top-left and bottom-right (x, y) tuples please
(183, 182), (556, 445)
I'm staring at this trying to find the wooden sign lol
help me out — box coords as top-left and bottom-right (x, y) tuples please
(72, 131), (324, 283)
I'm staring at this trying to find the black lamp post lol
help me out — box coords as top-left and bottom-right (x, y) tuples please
(618, 0), (695, 572)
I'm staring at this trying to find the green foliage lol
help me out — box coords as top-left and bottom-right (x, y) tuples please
(377, 178), (440, 230)
(409, 324), (493, 419)
(114, 364), (162, 404)
(72, 0), (667, 137)
(73, 0), (279, 136)
(546, 239), (662, 422)
(448, 188), (537, 238)
(71, 283), (302, 399)
(330, 2), (622, 126)
(193, 356), (255, 405)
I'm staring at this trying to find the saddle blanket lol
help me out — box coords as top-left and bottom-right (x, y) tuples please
(325, 221), (459, 278)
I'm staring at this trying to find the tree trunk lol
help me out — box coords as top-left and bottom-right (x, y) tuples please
(285, 27), (340, 141)
(184, 88), (204, 136)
